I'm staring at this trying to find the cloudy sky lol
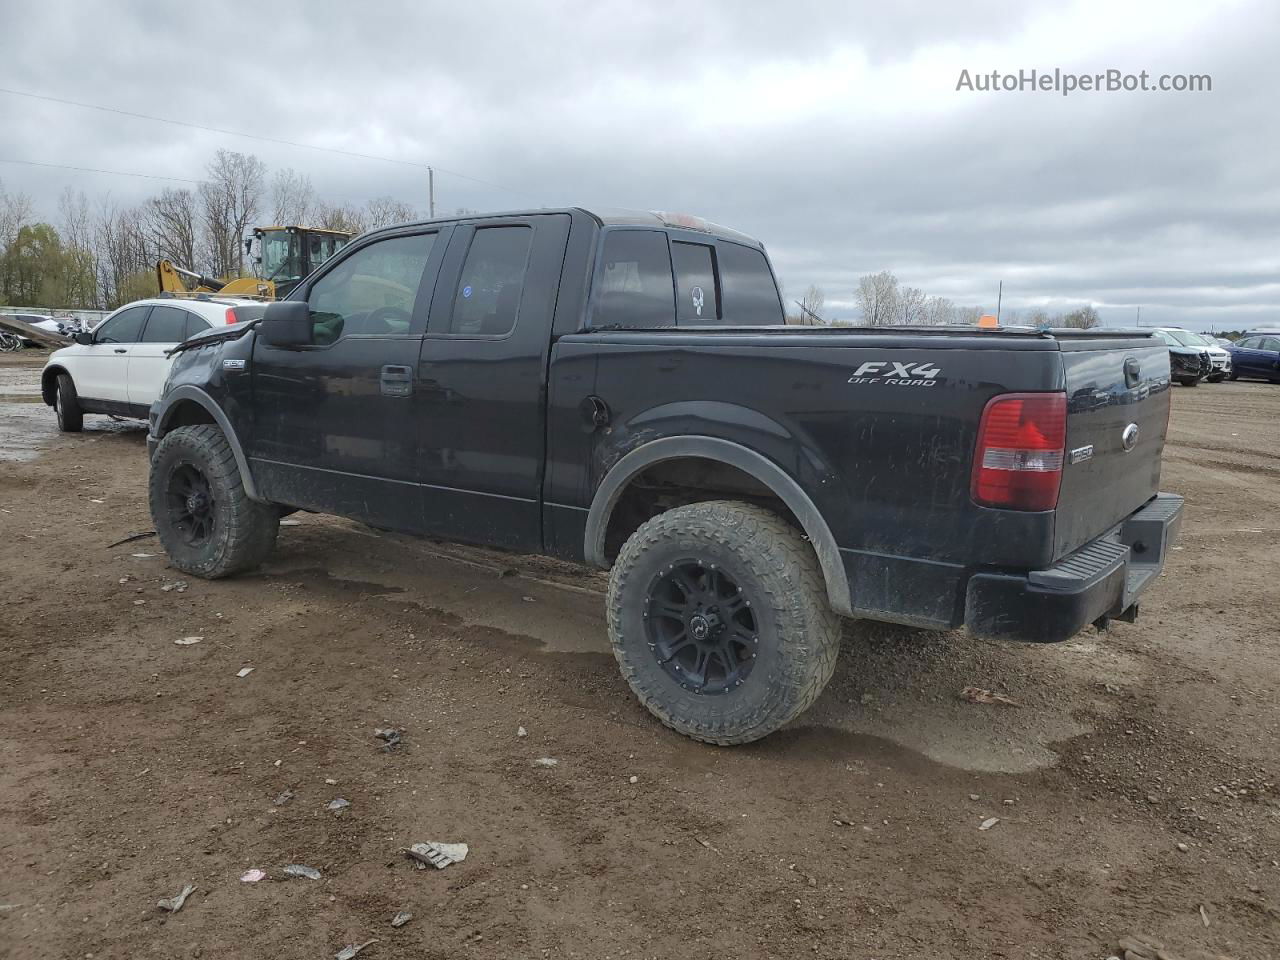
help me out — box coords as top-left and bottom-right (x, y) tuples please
(2, 0), (1277, 329)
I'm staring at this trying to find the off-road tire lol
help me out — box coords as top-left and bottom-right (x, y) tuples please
(149, 424), (279, 578)
(607, 500), (841, 745)
(54, 373), (83, 432)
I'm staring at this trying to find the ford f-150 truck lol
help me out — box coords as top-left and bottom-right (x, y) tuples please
(146, 207), (1183, 745)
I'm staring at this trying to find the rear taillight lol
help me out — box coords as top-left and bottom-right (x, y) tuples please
(971, 392), (1067, 511)
(225, 308), (238, 325)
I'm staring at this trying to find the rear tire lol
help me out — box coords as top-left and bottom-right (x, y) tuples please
(149, 424), (279, 578)
(606, 500), (841, 746)
(54, 373), (83, 432)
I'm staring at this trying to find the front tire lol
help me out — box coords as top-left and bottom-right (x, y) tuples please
(607, 501), (841, 746)
(54, 373), (84, 432)
(149, 424), (279, 578)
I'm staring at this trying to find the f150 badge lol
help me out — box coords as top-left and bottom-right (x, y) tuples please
(848, 361), (941, 387)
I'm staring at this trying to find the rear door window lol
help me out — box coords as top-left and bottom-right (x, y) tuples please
(717, 242), (783, 325)
(671, 241), (718, 323)
(140, 305), (191, 343)
(1262, 338), (1280, 352)
(94, 306), (149, 344)
(593, 230), (675, 328)
(448, 226), (533, 336)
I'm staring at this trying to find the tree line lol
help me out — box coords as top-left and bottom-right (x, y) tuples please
(0, 149), (427, 311)
(791, 271), (1101, 328)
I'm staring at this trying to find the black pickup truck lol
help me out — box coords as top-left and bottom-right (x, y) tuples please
(147, 207), (1183, 744)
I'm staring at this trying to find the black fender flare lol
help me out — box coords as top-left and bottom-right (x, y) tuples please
(583, 436), (852, 616)
(152, 385), (263, 502)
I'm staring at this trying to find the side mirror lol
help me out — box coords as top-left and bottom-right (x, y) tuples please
(74, 331), (93, 346)
(259, 300), (313, 348)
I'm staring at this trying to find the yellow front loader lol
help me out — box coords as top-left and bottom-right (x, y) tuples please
(156, 226), (353, 300)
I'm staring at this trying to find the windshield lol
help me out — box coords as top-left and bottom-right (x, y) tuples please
(259, 230), (302, 284)
(1161, 329), (1198, 347)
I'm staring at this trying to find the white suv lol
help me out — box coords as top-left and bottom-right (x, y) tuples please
(41, 296), (266, 431)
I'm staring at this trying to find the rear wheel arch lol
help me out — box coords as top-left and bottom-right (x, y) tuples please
(584, 436), (852, 617)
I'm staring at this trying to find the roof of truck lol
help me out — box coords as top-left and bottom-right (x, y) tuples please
(365, 207), (764, 247)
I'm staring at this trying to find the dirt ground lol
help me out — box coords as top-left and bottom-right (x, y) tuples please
(1, 350), (1277, 960)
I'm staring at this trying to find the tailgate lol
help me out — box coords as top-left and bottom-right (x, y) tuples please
(1053, 335), (1171, 560)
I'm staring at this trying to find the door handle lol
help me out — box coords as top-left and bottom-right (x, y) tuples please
(380, 364), (413, 397)
(113, 348), (127, 354)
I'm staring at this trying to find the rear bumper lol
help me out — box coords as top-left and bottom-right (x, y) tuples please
(964, 492), (1184, 643)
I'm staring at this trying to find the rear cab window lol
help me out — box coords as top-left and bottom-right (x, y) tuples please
(590, 228), (782, 328)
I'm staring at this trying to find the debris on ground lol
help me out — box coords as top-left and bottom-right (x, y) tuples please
(629, 775), (639, 784)
(374, 727), (402, 749)
(161, 581), (188, 593)
(283, 864), (321, 880)
(1199, 904), (1210, 927)
(390, 911), (412, 928)
(406, 841), (469, 870)
(517, 725), (528, 738)
(174, 636), (202, 646)
(327, 798), (350, 815)
(532, 757), (558, 767)
(106, 531), (156, 548)
(236, 667), (254, 678)
(979, 817), (1000, 831)
(156, 883), (196, 913)
(273, 790), (295, 806)
(960, 686), (1021, 707)
(239, 869), (266, 883)
(335, 939), (378, 960)
(968, 794), (981, 801)
(1115, 934), (1180, 959)
(131, 553), (155, 559)
(279, 519), (302, 526)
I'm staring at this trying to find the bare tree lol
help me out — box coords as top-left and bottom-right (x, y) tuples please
(314, 201), (368, 236)
(793, 284), (826, 325)
(270, 168), (316, 225)
(921, 295), (955, 326)
(94, 199), (155, 308)
(145, 188), (199, 270)
(200, 149), (266, 278)
(364, 196), (419, 230)
(956, 305), (985, 325)
(1025, 308), (1053, 327)
(1060, 305), (1100, 329)
(0, 179), (34, 254)
(58, 187), (98, 308)
(856, 271), (901, 326)
(899, 285), (927, 324)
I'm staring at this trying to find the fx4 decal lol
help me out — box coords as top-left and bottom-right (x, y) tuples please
(848, 360), (942, 386)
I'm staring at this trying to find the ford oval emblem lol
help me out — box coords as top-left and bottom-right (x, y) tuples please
(1121, 422), (1139, 451)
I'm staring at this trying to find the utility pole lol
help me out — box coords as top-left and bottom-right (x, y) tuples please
(996, 281), (1003, 323)
(428, 167), (435, 219)
(1136, 305), (1141, 326)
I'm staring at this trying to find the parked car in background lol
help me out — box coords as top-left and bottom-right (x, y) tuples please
(1151, 328), (1211, 386)
(1183, 332), (1232, 382)
(40, 296), (268, 431)
(1227, 333), (1280, 383)
(1214, 337), (1234, 348)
